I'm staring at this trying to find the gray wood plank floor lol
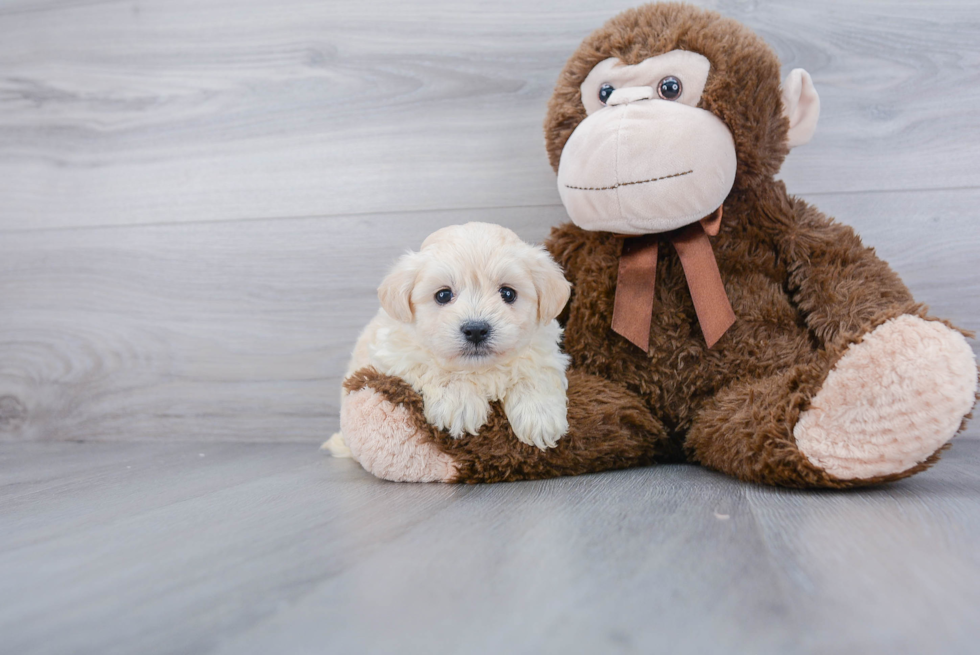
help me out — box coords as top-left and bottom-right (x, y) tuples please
(2, 440), (979, 655)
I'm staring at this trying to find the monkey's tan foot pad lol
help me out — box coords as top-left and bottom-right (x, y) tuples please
(794, 315), (977, 480)
(340, 387), (457, 483)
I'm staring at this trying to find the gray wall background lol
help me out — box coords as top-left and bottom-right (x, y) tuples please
(1, 0), (978, 443)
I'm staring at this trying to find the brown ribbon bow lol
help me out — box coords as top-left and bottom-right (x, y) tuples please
(610, 207), (735, 352)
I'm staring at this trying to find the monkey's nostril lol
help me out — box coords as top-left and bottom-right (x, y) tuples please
(461, 320), (492, 345)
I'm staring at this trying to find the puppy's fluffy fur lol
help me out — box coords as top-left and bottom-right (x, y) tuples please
(325, 222), (572, 454)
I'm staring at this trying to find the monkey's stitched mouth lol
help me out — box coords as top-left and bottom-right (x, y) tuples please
(564, 169), (693, 191)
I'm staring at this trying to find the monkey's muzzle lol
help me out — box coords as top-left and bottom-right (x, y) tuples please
(557, 99), (736, 236)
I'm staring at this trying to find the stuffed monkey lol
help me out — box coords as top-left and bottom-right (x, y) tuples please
(339, 3), (978, 487)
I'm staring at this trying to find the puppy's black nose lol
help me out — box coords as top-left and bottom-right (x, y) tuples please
(461, 320), (492, 345)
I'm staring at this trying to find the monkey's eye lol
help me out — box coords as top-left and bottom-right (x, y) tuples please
(657, 76), (682, 100)
(598, 83), (615, 105)
(434, 288), (453, 305)
(499, 287), (517, 304)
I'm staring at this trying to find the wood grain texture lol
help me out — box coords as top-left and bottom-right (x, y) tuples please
(0, 205), (565, 442)
(2, 440), (979, 655)
(1, 190), (977, 443)
(0, 0), (978, 230)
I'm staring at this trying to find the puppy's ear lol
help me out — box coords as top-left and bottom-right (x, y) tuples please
(526, 247), (571, 322)
(378, 252), (422, 323)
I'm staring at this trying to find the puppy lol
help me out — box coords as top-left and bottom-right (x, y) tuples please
(324, 222), (572, 454)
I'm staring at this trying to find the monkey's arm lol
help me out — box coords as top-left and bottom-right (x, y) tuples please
(339, 367), (671, 483)
(779, 195), (927, 355)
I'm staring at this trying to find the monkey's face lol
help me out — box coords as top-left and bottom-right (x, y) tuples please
(557, 50), (737, 235)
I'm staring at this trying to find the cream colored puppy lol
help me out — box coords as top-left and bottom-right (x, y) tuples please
(325, 222), (571, 453)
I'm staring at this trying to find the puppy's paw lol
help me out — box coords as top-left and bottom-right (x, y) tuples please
(423, 391), (491, 439)
(506, 394), (569, 450)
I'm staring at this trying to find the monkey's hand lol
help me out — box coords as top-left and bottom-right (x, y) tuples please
(340, 368), (458, 483)
(781, 199), (924, 355)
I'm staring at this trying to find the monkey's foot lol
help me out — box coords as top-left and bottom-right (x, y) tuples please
(341, 387), (457, 483)
(794, 315), (977, 480)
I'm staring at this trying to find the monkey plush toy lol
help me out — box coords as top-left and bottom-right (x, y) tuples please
(339, 3), (978, 488)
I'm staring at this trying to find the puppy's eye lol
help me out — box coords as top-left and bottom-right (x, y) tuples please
(598, 83), (615, 105)
(434, 288), (453, 305)
(657, 76), (682, 100)
(499, 287), (517, 304)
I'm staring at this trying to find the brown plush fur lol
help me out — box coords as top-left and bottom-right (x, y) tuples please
(346, 3), (970, 488)
(346, 366), (681, 483)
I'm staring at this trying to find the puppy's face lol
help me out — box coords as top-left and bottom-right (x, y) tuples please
(378, 223), (570, 369)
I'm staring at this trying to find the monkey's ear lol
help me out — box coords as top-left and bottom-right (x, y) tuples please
(378, 252), (422, 323)
(781, 69), (820, 148)
(526, 247), (572, 323)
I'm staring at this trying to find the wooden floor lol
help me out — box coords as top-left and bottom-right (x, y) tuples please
(2, 0), (980, 652)
(1, 440), (979, 655)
